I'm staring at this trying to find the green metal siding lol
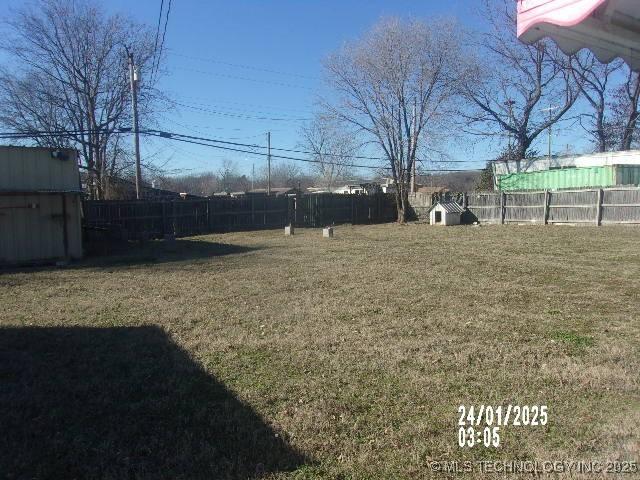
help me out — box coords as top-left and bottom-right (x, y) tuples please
(497, 166), (616, 191)
(615, 165), (640, 186)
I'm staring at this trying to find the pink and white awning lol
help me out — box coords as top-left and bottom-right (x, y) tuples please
(517, 0), (640, 70)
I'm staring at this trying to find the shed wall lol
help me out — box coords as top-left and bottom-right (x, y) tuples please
(497, 166), (616, 191)
(0, 146), (79, 192)
(0, 193), (82, 265)
(615, 165), (640, 186)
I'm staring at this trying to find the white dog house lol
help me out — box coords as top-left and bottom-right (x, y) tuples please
(429, 201), (464, 226)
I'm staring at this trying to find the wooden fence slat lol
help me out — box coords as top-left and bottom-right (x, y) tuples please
(83, 193), (397, 240)
(464, 187), (640, 225)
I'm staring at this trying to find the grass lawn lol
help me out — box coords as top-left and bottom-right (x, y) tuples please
(1, 224), (639, 479)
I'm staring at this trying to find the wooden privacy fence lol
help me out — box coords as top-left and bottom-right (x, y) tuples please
(83, 193), (397, 240)
(466, 187), (640, 225)
(293, 193), (396, 227)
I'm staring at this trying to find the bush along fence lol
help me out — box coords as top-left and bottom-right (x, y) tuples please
(465, 187), (640, 225)
(83, 193), (397, 241)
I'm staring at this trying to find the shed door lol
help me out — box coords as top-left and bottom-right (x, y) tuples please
(0, 195), (65, 264)
(434, 211), (442, 223)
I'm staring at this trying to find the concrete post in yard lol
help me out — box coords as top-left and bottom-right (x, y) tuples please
(323, 226), (333, 238)
(285, 225), (294, 235)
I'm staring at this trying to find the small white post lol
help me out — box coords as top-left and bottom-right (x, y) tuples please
(285, 225), (294, 235)
(323, 227), (334, 238)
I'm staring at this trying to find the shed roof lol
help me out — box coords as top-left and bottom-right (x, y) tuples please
(431, 201), (465, 214)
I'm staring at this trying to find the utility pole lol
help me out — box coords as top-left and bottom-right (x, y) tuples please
(127, 48), (142, 199)
(251, 163), (255, 191)
(267, 131), (271, 195)
(541, 104), (559, 161)
(548, 121), (552, 160)
(504, 99), (515, 159)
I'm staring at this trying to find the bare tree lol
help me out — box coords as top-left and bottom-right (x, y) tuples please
(570, 53), (622, 152)
(459, 0), (580, 160)
(324, 17), (463, 223)
(218, 159), (250, 193)
(156, 172), (219, 197)
(256, 161), (313, 189)
(611, 68), (640, 150)
(0, 0), (159, 199)
(300, 114), (356, 191)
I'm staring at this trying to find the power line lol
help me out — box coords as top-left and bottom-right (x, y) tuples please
(0, 128), (128, 139)
(168, 50), (320, 81)
(174, 101), (311, 122)
(173, 93), (313, 114)
(146, 128), (476, 164)
(178, 66), (314, 90)
(270, 145), (472, 163)
(140, 129), (482, 172)
(174, 98), (311, 119)
(141, 130), (388, 170)
(158, 114), (267, 140)
(158, 0), (172, 68)
(150, 0), (165, 83)
(0, 127), (487, 170)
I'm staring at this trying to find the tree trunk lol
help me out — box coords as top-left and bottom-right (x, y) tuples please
(621, 114), (637, 150)
(395, 183), (410, 223)
(595, 108), (607, 153)
(394, 190), (403, 223)
(514, 139), (528, 161)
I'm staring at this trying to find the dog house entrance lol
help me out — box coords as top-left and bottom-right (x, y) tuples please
(434, 211), (442, 223)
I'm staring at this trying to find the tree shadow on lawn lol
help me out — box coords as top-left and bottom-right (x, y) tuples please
(0, 326), (307, 479)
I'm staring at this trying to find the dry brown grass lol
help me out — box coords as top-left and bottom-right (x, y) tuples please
(1, 224), (639, 479)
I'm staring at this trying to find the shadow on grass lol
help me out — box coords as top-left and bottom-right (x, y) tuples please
(84, 238), (262, 268)
(1, 238), (262, 274)
(0, 326), (307, 479)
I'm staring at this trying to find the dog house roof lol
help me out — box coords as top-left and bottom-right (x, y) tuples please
(431, 201), (465, 214)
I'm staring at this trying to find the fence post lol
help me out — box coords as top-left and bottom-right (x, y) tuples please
(500, 192), (506, 225)
(596, 188), (603, 226)
(251, 196), (255, 228)
(543, 189), (549, 225)
(351, 195), (355, 225)
(205, 200), (210, 233)
(463, 192), (468, 209)
(263, 196), (267, 227)
(172, 201), (177, 236)
(161, 201), (167, 235)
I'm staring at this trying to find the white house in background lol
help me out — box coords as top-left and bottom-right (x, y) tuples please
(381, 178), (396, 194)
(306, 187), (331, 194)
(429, 201), (465, 226)
(333, 184), (366, 194)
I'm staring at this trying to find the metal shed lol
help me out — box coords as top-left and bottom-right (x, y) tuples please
(0, 146), (82, 266)
(429, 201), (465, 226)
(492, 150), (640, 191)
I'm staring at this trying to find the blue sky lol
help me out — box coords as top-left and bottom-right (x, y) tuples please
(0, 0), (590, 178)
